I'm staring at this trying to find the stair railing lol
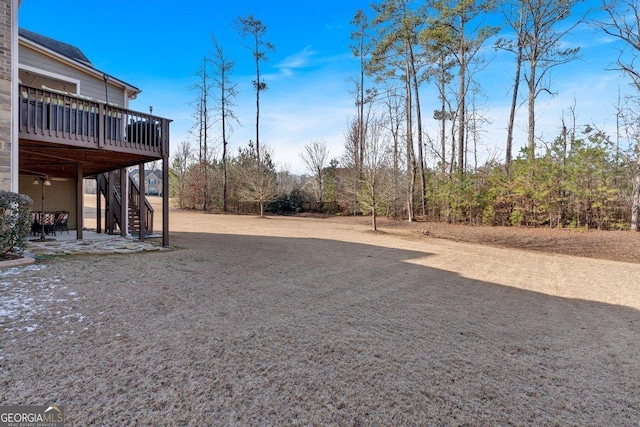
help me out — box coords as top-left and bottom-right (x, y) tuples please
(97, 172), (123, 234)
(128, 173), (154, 235)
(97, 170), (154, 236)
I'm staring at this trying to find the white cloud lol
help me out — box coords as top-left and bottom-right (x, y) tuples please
(277, 46), (321, 70)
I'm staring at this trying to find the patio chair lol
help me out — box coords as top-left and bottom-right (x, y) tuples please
(43, 212), (56, 236)
(30, 211), (41, 236)
(55, 211), (69, 234)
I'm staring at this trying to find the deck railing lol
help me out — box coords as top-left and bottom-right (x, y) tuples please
(19, 85), (169, 158)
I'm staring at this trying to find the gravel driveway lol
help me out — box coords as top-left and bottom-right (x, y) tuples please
(1, 212), (639, 426)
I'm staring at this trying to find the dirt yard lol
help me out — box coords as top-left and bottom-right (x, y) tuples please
(1, 209), (639, 425)
(340, 214), (640, 264)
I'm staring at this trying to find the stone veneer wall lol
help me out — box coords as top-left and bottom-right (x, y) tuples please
(0, 0), (12, 191)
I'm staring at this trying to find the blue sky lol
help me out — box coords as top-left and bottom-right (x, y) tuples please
(18, 1), (629, 173)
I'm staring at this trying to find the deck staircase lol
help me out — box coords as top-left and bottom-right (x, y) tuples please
(96, 170), (154, 237)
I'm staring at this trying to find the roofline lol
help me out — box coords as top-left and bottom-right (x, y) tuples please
(19, 36), (141, 99)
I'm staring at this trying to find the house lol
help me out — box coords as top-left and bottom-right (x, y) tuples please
(0, 0), (16, 191)
(0, 2), (170, 245)
(129, 169), (163, 196)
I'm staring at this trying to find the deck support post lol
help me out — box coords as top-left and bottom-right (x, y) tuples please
(107, 170), (116, 234)
(162, 153), (169, 247)
(76, 165), (83, 240)
(120, 167), (127, 237)
(96, 177), (102, 233)
(138, 162), (145, 242)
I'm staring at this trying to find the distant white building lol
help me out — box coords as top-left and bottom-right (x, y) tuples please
(129, 168), (163, 196)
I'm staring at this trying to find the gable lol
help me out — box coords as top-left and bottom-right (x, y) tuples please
(18, 28), (141, 103)
(19, 43), (126, 105)
(19, 28), (91, 66)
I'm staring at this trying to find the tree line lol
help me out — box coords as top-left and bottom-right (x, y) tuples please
(171, 0), (640, 231)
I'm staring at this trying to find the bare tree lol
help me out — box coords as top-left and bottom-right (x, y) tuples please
(277, 165), (303, 195)
(380, 82), (405, 217)
(369, 0), (422, 221)
(495, 1), (527, 166)
(170, 141), (194, 209)
(189, 58), (212, 210)
(401, 7), (428, 217)
(210, 35), (239, 212)
(599, 0), (640, 89)
(190, 58), (210, 163)
(404, 57), (418, 222)
(351, 9), (375, 180)
(428, 0), (498, 174)
(598, 0), (640, 229)
(236, 15), (275, 165)
(343, 116), (364, 215)
(423, 41), (455, 175)
(300, 140), (329, 203)
(519, 0), (583, 157)
(236, 142), (278, 217)
(359, 116), (393, 231)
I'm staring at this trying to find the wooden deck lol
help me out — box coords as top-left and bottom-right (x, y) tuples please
(18, 84), (170, 179)
(18, 84), (171, 246)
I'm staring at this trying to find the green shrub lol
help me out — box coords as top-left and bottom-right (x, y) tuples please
(509, 209), (524, 227)
(482, 205), (496, 226)
(265, 190), (307, 215)
(0, 191), (33, 256)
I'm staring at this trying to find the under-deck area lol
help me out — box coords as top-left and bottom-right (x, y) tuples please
(18, 85), (171, 245)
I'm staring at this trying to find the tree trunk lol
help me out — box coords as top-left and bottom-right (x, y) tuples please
(386, 86), (401, 218)
(359, 61), (365, 179)
(409, 44), (426, 217)
(256, 86), (261, 166)
(439, 62), (447, 175)
(506, 42), (523, 167)
(222, 81), (228, 212)
(632, 146), (640, 231)
(222, 157), (228, 211)
(203, 58), (208, 211)
(255, 38), (262, 166)
(405, 58), (416, 222)
(527, 59), (537, 158)
(457, 16), (467, 176)
(393, 135), (399, 217)
(449, 116), (456, 177)
(457, 65), (466, 174)
(372, 209), (377, 231)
